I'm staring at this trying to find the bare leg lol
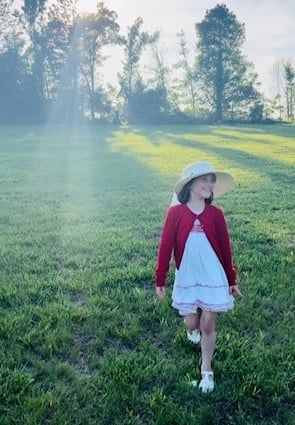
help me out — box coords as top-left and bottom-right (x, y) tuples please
(200, 311), (217, 371)
(184, 308), (201, 332)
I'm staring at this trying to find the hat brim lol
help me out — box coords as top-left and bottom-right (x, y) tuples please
(174, 171), (234, 199)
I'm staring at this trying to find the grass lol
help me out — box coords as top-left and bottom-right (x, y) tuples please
(0, 123), (294, 424)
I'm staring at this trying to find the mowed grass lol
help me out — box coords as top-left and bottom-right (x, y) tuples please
(0, 123), (294, 425)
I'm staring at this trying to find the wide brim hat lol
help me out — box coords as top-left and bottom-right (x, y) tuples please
(174, 161), (234, 199)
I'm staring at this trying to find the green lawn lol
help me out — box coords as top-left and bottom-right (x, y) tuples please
(0, 123), (294, 424)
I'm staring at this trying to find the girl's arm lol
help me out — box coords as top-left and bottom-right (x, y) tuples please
(155, 207), (176, 287)
(217, 210), (237, 286)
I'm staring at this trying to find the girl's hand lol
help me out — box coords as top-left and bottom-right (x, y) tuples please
(156, 286), (166, 299)
(229, 285), (243, 297)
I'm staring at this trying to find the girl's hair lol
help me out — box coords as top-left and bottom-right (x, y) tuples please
(177, 175), (215, 205)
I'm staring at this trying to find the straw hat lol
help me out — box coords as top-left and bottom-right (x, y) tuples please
(174, 161), (234, 199)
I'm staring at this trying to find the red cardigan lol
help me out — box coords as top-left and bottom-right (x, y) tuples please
(155, 204), (237, 287)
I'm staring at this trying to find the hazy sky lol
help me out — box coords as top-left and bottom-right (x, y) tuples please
(77, 0), (295, 97)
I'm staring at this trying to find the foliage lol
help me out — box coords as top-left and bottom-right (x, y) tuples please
(174, 30), (198, 117)
(0, 0), (15, 52)
(22, 0), (48, 25)
(0, 2), (291, 123)
(118, 17), (159, 122)
(0, 48), (45, 123)
(195, 4), (261, 123)
(284, 61), (295, 120)
(0, 123), (294, 424)
(127, 83), (167, 124)
(269, 58), (295, 121)
(76, 3), (120, 120)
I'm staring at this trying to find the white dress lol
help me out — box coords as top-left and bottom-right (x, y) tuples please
(172, 217), (234, 315)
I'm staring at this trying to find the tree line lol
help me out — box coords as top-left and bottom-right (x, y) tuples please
(0, 0), (294, 124)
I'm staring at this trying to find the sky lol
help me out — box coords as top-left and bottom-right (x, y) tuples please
(76, 0), (295, 97)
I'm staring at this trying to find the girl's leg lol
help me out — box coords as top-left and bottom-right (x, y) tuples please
(198, 311), (216, 392)
(184, 308), (201, 332)
(184, 310), (202, 344)
(200, 311), (217, 371)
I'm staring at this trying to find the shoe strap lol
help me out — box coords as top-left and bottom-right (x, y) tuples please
(201, 371), (214, 377)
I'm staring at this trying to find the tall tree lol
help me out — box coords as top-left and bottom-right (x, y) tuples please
(270, 59), (285, 120)
(284, 61), (295, 121)
(270, 58), (295, 121)
(0, 48), (26, 123)
(22, 0), (47, 25)
(0, 0), (50, 123)
(76, 2), (120, 120)
(119, 17), (159, 122)
(175, 30), (197, 117)
(20, 0), (51, 120)
(149, 40), (171, 115)
(0, 0), (13, 51)
(195, 3), (260, 123)
(44, 0), (83, 122)
(0, 0), (24, 54)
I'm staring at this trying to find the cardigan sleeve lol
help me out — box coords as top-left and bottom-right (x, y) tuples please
(216, 210), (237, 286)
(155, 207), (176, 287)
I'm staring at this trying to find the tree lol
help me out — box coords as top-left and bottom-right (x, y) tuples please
(119, 17), (159, 122)
(149, 40), (171, 115)
(126, 83), (167, 124)
(284, 61), (295, 121)
(19, 0), (51, 121)
(195, 3), (260, 123)
(75, 2), (120, 120)
(270, 58), (295, 121)
(43, 0), (81, 122)
(0, 1), (50, 123)
(270, 59), (285, 120)
(175, 30), (198, 117)
(0, 0), (14, 51)
(0, 48), (24, 122)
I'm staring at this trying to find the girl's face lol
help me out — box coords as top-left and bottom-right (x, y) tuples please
(190, 174), (216, 200)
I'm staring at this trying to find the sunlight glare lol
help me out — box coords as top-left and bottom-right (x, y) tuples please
(76, 0), (97, 13)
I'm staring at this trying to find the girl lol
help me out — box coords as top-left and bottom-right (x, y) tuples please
(155, 161), (242, 393)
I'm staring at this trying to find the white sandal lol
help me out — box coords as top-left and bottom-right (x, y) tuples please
(199, 371), (214, 393)
(186, 329), (201, 344)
